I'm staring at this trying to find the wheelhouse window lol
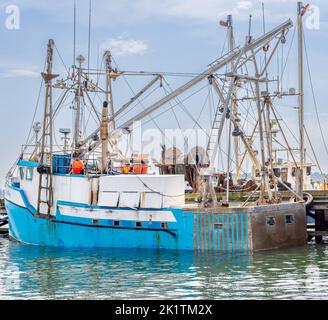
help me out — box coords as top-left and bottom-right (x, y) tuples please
(19, 167), (25, 180)
(26, 167), (34, 181)
(306, 166), (312, 176)
(291, 167), (296, 177)
(281, 168), (288, 182)
(273, 168), (281, 178)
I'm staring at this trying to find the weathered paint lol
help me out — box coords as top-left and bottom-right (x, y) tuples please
(250, 203), (307, 251)
(188, 210), (251, 253)
(5, 183), (307, 251)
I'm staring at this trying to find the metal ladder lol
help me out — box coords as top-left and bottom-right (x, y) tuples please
(36, 168), (53, 216)
(206, 102), (225, 164)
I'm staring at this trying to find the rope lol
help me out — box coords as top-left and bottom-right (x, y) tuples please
(54, 43), (69, 76)
(133, 83), (209, 133)
(278, 26), (296, 93)
(7, 58), (47, 177)
(115, 85), (160, 123)
(129, 172), (186, 198)
(87, 0), (92, 72)
(303, 30), (328, 158)
(162, 77), (209, 133)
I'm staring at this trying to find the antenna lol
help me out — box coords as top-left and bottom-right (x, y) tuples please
(88, 0), (92, 72)
(262, 2), (266, 34)
(59, 128), (71, 154)
(73, 0), (76, 70)
(32, 122), (41, 158)
(247, 14), (252, 44)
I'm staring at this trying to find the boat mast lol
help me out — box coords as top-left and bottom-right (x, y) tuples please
(104, 51), (116, 131)
(74, 54), (85, 152)
(297, 2), (308, 198)
(229, 16), (241, 184)
(262, 4), (276, 202)
(100, 101), (109, 173)
(99, 51), (115, 173)
(255, 79), (267, 203)
(226, 14), (234, 202)
(37, 39), (58, 216)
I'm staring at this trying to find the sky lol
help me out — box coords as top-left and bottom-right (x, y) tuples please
(0, 0), (327, 181)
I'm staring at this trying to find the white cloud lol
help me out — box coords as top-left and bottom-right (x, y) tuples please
(3, 68), (40, 78)
(237, 1), (253, 10)
(100, 35), (148, 57)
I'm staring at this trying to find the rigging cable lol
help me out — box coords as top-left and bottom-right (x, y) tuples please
(111, 55), (168, 139)
(162, 77), (210, 133)
(87, 0), (92, 73)
(303, 30), (328, 158)
(115, 85), (160, 123)
(276, 26), (296, 97)
(24, 57), (47, 148)
(271, 104), (319, 167)
(54, 43), (70, 76)
(73, 0), (76, 68)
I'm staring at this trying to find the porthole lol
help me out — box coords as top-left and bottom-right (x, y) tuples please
(266, 217), (276, 226)
(285, 215), (294, 225)
(161, 222), (168, 229)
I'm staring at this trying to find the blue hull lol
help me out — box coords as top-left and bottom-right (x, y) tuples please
(5, 200), (251, 252)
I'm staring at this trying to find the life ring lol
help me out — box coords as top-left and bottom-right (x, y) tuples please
(290, 192), (313, 206)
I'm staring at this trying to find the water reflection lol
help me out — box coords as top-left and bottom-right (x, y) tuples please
(1, 237), (328, 300)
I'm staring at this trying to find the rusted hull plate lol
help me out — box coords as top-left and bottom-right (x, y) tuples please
(250, 203), (307, 251)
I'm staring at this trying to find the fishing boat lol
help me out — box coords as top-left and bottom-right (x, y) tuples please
(5, 4), (313, 252)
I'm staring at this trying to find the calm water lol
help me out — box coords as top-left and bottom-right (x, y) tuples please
(1, 236), (328, 300)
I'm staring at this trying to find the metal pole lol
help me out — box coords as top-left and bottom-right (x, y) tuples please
(37, 39), (58, 215)
(226, 116), (232, 202)
(226, 15), (234, 201)
(264, 97), (275, 201)
(255, 80), (266, 203)
(105, 51), (116, 131)
(73, 0), (76, 74)
(227, 15), (240, 184)
(297, 2), (305, 198)
(101, 102), (109, 173)
(74, 55), (85, 151)
(63, 134), (67, 154)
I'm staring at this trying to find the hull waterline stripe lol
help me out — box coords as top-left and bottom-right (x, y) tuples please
(50, 219), (178, 237)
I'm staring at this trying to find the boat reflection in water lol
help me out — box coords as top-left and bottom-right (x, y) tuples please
(1, 238), (328, 300)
